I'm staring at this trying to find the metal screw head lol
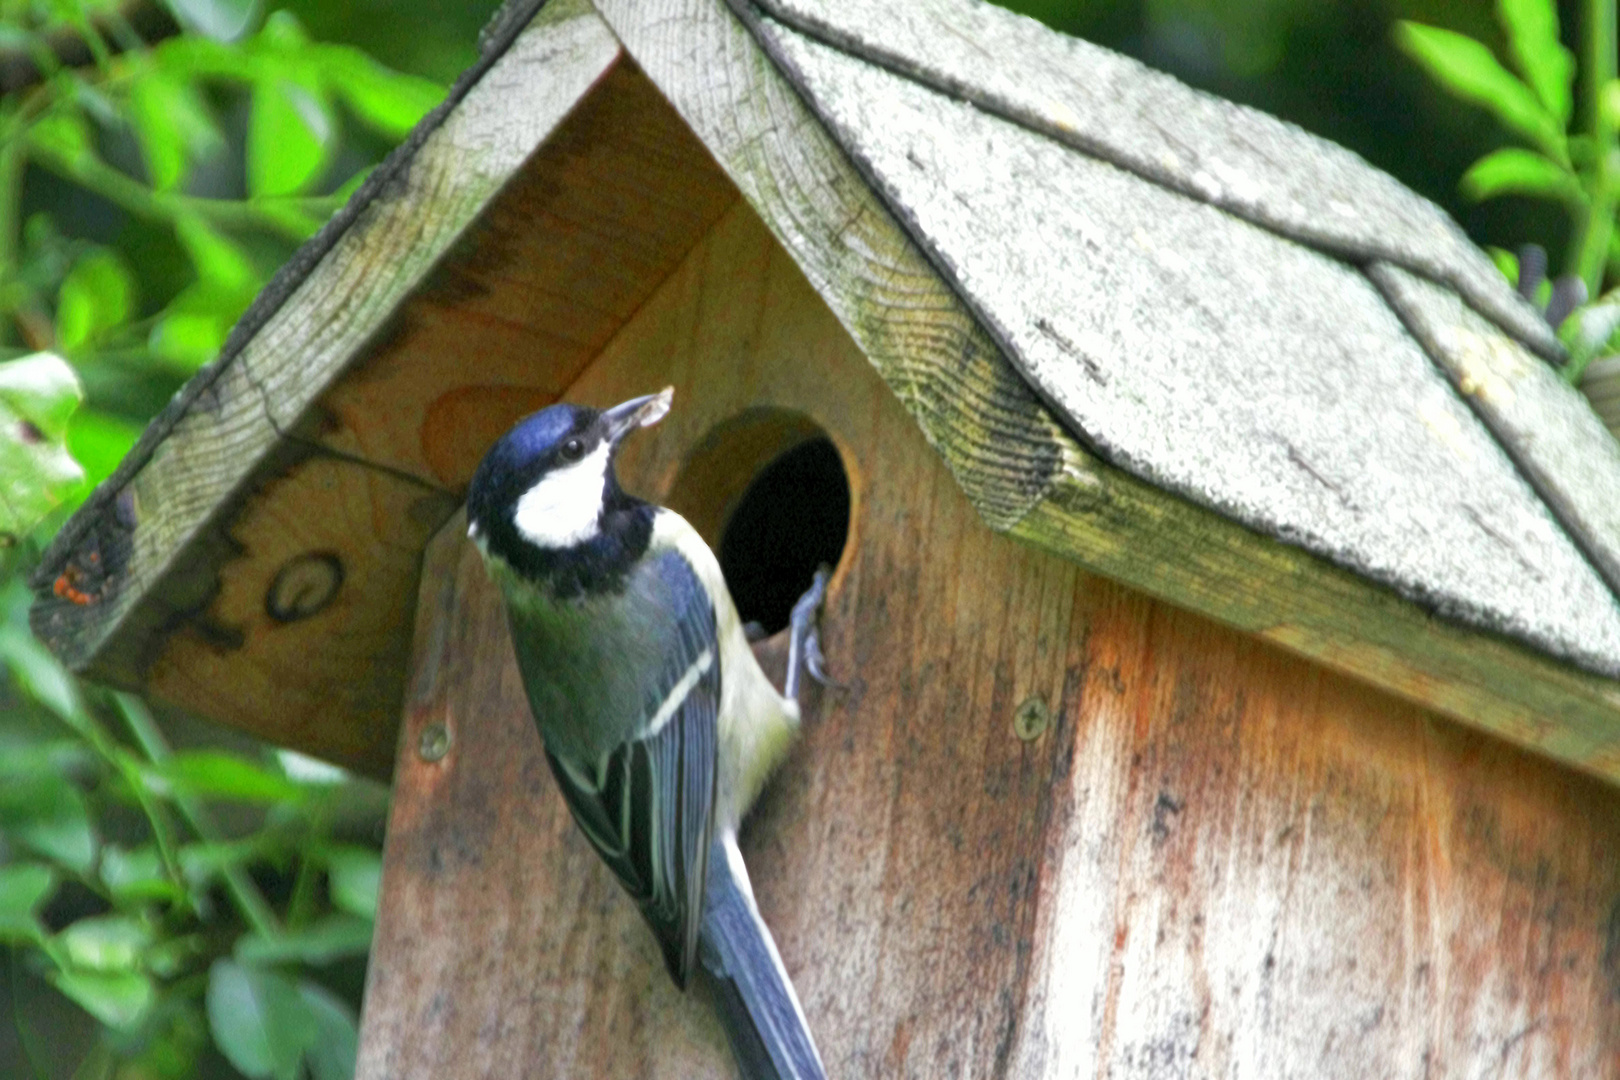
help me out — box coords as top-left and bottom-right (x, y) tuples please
(1013, 696), (1050, 741)
(418, 723), (451, 762)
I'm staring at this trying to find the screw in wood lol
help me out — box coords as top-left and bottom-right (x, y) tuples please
(418, 723), (451, 762)
(1013, 696), (1050, 741)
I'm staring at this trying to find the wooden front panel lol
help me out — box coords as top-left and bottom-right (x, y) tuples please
(355, 199), (1620, 1078)
(125, 55), (738, 777)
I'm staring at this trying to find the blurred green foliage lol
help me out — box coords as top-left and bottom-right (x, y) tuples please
(0, 0), (451, 504)
(0, 1), (488, 1077)
(1, 579), (384, 1078)
(1394, 0), (1620, 381)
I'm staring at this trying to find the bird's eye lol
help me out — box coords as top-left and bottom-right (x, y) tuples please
(560, 438), (585, 462)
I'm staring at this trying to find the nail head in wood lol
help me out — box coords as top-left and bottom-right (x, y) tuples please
(418, 723), (451, 763)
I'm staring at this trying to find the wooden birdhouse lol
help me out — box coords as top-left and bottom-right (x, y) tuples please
(32, 0), (1620, 1073)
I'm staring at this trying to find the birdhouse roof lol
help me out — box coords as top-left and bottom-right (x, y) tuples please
(31, 0), (1620, 782)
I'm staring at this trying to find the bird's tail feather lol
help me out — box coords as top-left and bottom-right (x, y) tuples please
(699, 835), (826, 1080)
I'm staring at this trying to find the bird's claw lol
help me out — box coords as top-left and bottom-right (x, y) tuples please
(785, 565), (835, 703)
(802, 628), (834, 688)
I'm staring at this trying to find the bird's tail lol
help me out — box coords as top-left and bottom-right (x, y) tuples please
(699, 834), (826, 1080)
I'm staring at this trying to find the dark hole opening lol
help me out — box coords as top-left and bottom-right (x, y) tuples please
(717, 437), (850, 635)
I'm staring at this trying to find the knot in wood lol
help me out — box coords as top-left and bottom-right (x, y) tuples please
(266, 552), (344, 623)
(1013, 695), (1050, 741)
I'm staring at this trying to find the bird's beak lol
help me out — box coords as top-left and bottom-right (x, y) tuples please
(602, 387), (674, 444)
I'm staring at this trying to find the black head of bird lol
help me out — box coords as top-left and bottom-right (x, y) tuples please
(466, 387), (672, 595)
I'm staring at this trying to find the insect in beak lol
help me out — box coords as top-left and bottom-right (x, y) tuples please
(602, 387), (674, 444)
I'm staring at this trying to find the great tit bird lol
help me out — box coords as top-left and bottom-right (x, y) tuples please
(466, 387), (829, 1080)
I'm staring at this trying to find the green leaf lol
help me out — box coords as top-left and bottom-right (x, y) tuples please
(51, 968), (156, 1030)
(325, 846), (380, 920)
(1499, 0), (1574, 124)
(179, 838), (262, 886)
(0, 622), (90, 731)
(145, 933), (205, 979)
(0, 353), (84, 540)
(158, 751), (304, 803)
(67, 410), (141, 491)
(164, 0), (261, 42)
(57, 914), (151, 972)
(318, 45), (443, 137)
(56, 251), (136, 351)
(258, 9), (311, 50)
(1395, 22), (1565, 158)
(206, 959), (317, 1080)
(1460, 147), (1582, 201)
(128, 72), (223, 191)
(1603, 79), (1620, 130)
(297, 980), (358, 1080)
(150, 34), (246, 81)
(0, 862), (56, 942)
(247, 77), (333, 197)
(149, 220), (260, 372)
(27, 110), (93, 167)
(0, 772), (96, 872)
(101, 844), (183, 904)
(328, 165), (373, 207)
(174, 217), (257, 296)
(0, 736), (90, 777)
(235, 914), (373, 966)
(128, 997), (209, 1079)
(274, 749), (348, 785)
(149, 311), (230, 371)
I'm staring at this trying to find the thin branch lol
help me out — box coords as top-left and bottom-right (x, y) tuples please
(30, 148), (328, 242)
(112, 693), (283, 940)
(1574, 0), (1619, 292)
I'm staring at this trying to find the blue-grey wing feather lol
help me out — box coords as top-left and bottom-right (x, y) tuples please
(542, 549), (719, 986)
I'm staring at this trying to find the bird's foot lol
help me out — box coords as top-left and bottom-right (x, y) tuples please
(785, 565), (835, 703)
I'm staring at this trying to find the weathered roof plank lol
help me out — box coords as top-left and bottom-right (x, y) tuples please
(746, 0), (1558, 361)
(759, 17), (1620, 678)
(32, 0), (620, 673)
(1369, 262), (1620, 601)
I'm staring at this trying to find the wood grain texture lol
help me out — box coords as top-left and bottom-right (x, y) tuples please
(1370, 262), (1620, 603)
(26, 2), (618, 683)
(592, 0), (1620, 783)
(358, 202), (1620, 1078)
(317, 58), (740, 492)
(745, 0), (1558, 362)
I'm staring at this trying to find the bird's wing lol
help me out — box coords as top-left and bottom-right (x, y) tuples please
(544, 547), (719, 987)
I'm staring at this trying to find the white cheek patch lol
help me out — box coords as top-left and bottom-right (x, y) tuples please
(513, 441), (612, 548)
